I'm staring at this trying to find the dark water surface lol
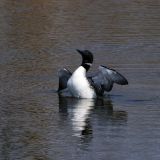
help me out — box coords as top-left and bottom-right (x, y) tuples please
(0, 0), (160, 160)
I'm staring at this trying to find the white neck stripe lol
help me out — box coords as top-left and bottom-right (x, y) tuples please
(85, 63), (92, 66)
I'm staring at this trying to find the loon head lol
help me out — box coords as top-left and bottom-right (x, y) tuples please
(76, 49), (93, 71)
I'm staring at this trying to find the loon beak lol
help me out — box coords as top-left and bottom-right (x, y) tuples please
(76, 49), (84, 55)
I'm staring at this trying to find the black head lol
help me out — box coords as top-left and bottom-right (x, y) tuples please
(76, 49), (94, 71)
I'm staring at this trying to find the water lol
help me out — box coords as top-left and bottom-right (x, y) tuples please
(0, 0), (160, 160)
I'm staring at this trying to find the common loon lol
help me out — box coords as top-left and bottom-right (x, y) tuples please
(58, 49), (128, 99)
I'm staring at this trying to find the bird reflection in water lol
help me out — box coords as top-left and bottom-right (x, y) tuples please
(59, 97), (94, 137)
(59, 96), (127, 139)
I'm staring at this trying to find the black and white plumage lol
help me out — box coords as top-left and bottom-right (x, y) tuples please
(58, 49), (128, 99)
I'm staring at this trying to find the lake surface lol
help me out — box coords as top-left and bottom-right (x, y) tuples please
(0, 0), (160, 160)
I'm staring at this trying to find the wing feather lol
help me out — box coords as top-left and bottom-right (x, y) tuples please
(58, 68), (72, 91)
(87, 65), (128, 94)
(99, 65), (128, 85)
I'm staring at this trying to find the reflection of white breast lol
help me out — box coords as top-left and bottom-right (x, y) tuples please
(71, 99), (94, 136)
(67, 66), (96, 99)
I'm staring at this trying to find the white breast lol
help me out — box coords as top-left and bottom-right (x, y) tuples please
(67, 66), (96, 99)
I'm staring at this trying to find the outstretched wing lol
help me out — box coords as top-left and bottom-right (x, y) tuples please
(99, 65), (128, 85)
(88, 65), (128, 95)
(58, 68), (72, 91)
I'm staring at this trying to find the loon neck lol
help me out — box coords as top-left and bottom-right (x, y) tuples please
(81, 63), (92, 72)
